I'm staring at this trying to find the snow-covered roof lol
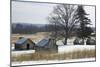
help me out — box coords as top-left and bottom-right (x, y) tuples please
(36, 39), (49, 47)
(15, 38), (33, 45)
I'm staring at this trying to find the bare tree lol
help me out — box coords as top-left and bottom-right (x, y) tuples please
(48, 4), (78, 45)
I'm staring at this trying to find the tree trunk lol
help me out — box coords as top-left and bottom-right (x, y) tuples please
(54, 22), (57, 45)
(64, 30), (68, 45)
(82, 37), (85, 45)
(64, 36), (67, 45)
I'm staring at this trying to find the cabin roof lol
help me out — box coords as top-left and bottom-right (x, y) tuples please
(15, 38), (31, 45)
(36, 39), (49, 47)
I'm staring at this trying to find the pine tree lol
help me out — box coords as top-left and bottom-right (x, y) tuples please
(76, 5), (92, 44)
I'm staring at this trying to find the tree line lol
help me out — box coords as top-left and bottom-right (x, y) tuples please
(12, 23), (65, 34)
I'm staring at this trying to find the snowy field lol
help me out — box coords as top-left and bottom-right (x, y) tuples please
(12, 45), (95, 56)
(58, 45), (95, 53)
(11, 45), (95, 66)
(12, 58), (95, 66)
(12, 50), (35, 56)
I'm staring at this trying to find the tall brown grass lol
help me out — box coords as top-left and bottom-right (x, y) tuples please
(12, 49), (95, 62)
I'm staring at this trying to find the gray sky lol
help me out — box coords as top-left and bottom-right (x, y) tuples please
(12, 1), (95, 27)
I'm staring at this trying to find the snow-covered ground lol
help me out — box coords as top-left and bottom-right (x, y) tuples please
(12, 58), (95, 66)
(12, 50), (35, 56)
(58, 45), (95, 53)
(11, 45), (95, 66)
(12, 45), (95, 56)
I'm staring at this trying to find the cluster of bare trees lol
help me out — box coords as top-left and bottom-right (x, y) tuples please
(48, 4), (94, 45)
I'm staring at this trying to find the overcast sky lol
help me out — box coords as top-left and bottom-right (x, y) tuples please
(12, 1), (95, 27)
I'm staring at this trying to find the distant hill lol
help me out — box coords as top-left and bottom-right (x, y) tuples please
(12, 23), (95, 34)
(12, 23), (62, 34)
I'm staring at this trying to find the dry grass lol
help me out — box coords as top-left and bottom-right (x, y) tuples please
(12, 49), (95, 62)
(11, 32), (51, 44)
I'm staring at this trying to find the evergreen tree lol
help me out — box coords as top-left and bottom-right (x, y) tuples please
(76, 5), (92, 44)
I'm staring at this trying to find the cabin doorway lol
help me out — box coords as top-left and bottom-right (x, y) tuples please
(27, 44), (30, 50)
